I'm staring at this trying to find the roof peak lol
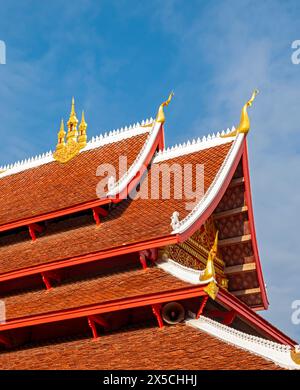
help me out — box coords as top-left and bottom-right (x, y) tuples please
(153, 126), (235, 163)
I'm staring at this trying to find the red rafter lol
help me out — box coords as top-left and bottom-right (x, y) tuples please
(152, 304), (163, 328)
(196, 295), (209, 319)
(28, 223), (44, 241)
(92, 206), (108, 226)
(87, 315), (109, 338)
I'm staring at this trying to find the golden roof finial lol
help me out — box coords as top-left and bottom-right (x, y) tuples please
(54, 99), (88, 163)
(78, 111), (88, 149)
(221, 89), (259, 138)
(156, 91), (174, 124)
(67, 97), (79, 143)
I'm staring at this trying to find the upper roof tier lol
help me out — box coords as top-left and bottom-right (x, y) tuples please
(0, 119), (161, 229)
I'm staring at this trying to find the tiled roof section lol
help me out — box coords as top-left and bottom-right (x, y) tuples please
(0, 132), (148, 226)
(3, 268), (189, 321)
(0, 324), (282, 369)
(0, 142), (232, 275)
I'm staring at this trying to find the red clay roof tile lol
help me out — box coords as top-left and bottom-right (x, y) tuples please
(0, 133), (148, 226)
(3, 267), (189, 321)
(0, 324), (283, 369)
(0, 142), (232, 275)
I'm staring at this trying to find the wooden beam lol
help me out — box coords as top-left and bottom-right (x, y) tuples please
(225, 262), (256, 275)
(218, 234), (251, 247)
(213, 206), (248, 220)
(229, 177), (245, 188)
(232, 287), (261, 297)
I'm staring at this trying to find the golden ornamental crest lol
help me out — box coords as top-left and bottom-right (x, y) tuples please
(53, 98), (88, 163)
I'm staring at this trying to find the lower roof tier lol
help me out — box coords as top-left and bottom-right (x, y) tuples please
(0, 323), (282, 370)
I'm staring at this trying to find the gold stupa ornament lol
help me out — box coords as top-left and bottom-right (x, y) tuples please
(222, 89), (259, 138)
(201, 231), (219, 300)
(53, 98), (88, 163)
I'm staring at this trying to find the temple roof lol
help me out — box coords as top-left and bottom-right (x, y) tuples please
(0, 93), (298, 370)
(0, 141), (232, 276)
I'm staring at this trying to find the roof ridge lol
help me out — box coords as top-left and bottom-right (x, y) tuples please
(0, 117), (154, 178)
(153, 126), (235, 162)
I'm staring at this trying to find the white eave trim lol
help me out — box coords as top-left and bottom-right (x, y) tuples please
(156, 258), (213, 285)
(171, 132), (244, 234)
(186, 314), (300, 370)
(153, 128), (234, 163)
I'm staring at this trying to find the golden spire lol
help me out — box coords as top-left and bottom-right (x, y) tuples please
(53, 98), (88, 163)
(201, 231), (218, 282)
(56, 119), (66, 151)
(67, 97), (79, 143)
(156, 91), (174, 124)
(78, 111), (88, 149)
(221, 89), (259, 138)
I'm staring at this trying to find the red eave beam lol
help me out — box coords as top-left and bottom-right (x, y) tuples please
(217, 288), (297, 346)
(0, 235), (178, 284)
(0, 285), (207, 332)
(0, 198), (112, 234)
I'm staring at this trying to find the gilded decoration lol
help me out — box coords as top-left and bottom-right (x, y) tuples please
(156, 92), (174, 124)
(53, 98), (88, 163)
(290, 349), (300, 365)
(221, 89), (259, 138)
(158, 217), (228, 289)
(204, 281), (219, 300)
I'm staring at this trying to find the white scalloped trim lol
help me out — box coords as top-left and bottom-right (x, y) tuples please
(171, 132), (244, 234)
(156, 258), (213, 285)
(153, 127), (235, 163)
(0, 118), (154, 179)
(186, 314), (300, 370)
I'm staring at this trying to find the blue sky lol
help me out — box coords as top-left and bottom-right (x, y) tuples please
(0, 0), (300, 341)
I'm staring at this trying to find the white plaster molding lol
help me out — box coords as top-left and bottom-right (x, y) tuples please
(186, 314), (300, 370)
(156, 258), (213, 285)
